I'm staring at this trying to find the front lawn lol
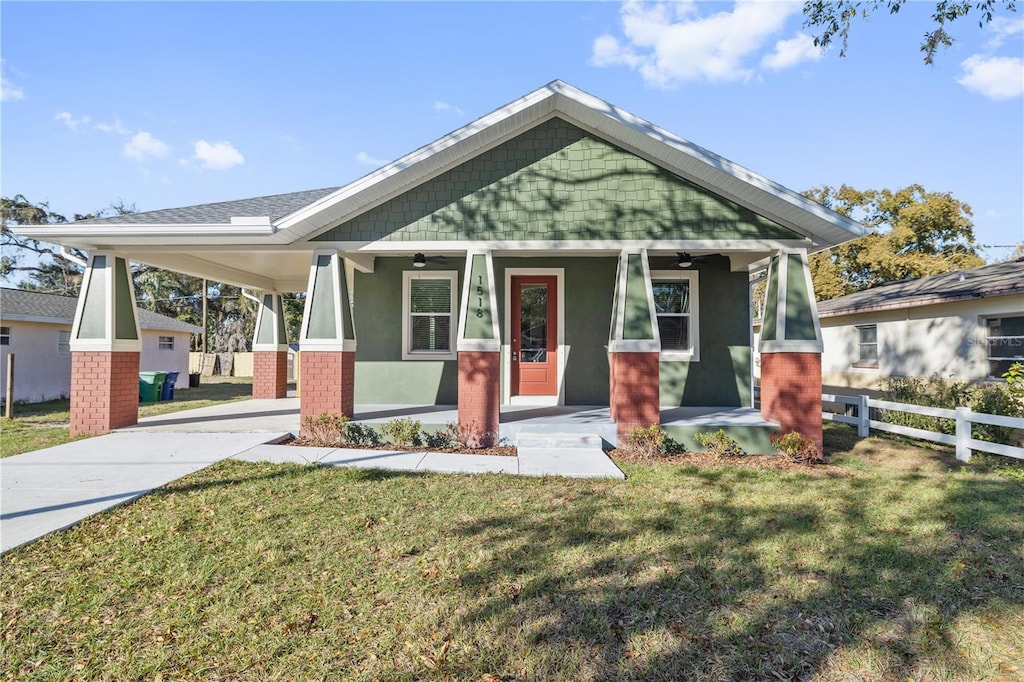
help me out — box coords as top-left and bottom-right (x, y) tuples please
(2, 424), (1022, 680)
(0, 377), (256, 457)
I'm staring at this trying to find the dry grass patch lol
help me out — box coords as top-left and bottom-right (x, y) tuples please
(2, 424), (1022, 680)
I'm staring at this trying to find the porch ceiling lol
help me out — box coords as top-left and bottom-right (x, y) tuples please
(120, 246), (776, 291)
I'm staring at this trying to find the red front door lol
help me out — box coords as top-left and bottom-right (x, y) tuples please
(511, 275), (558, 396)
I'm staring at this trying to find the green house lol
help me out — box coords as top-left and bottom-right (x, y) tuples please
(18, 81), (863, 452)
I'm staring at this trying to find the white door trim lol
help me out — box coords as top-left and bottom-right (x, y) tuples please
(503, 267), (565, 406)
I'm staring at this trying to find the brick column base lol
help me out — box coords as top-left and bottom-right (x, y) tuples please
(760, 352), (823, 453)
(299, 351), (355, 431)
(253, 350), (288, 399)
(610, 352), (660, 439)
(70, 351), (140, 437)
(458, 351), (500, 448)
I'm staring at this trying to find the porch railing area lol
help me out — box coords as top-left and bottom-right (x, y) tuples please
(821, 393), (1024, 463)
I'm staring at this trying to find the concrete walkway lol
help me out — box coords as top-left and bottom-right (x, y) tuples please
(1, 432), (285, 553)
(2, 400), (624, 554)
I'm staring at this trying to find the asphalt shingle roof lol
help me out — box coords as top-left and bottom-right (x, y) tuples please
(816, 258), (1024, 318)
(74, 187), (341, 225)
(0, 288), (202, 333)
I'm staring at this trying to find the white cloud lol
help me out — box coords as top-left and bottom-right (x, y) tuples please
(591, 0), (808, 87)
(984, 209), (1006, 219)
(761, 33), (823, 71)
(54, 111), (91, 132)
(985, 16), (1024, 49)
(957, 54), (1024, 100)
(193, 140), (244, 170)
(434, 100), (464, 116)
(123, 131), (170, 161)
(95, 118), (129, 135)
(355, 151), (387, 166)
(1, 74), (24, 102)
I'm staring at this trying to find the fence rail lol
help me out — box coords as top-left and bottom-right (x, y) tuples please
(821, 393), (1024, 462)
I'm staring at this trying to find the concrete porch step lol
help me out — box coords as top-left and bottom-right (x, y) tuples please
(515, 432), (604, 449)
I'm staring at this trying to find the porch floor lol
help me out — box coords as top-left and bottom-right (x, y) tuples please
(354, 405), (777, 448)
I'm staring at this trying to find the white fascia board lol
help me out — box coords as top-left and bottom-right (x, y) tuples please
(272, 89), (562, 243)
(326, 239), (815, 253)
(12, 223), (275, 247)
(0, 314), (71, 325)
(276, 80), (863, 249)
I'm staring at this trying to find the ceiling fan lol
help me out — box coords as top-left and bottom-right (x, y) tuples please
(411, 252), (448, 268)
(676, 252), (710, 268)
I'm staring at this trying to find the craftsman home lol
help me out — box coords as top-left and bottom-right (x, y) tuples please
(13, 81), (864, 451)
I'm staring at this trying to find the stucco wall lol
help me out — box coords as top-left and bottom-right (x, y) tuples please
(819, 296), (1023, 389)
(139, 330), (192, 389)
(0, 321), (73, 403)
(649, 255), (753, 408)
(353, 257), (465, 404)
(0, 321), (191, 404)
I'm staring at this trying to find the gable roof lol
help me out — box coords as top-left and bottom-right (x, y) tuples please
(0, 288), (202, 333)
(816, 259), (1024, 319)
(15, 81), (864, 252)
(74, 187), (341, 226)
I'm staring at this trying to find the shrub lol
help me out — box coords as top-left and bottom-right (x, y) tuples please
(423, 427), (455, 449)
(881, 375), (1023, 446)
(694, 429), (744, 458)
(380, 418), (422, 447)
(454, 420), (500, 449)
(346, 423), (382, 446)
(1004, 362), (1024, 398)
(770, 431), (822, 464)
(301, 413), (349, 446)
(624, 424), (666, 458)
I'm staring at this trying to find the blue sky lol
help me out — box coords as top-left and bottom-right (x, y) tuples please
(2, 1), (1022, 260)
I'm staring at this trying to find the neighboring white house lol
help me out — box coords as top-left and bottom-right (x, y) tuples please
(811, 259), (1024, 393)
(0, 288), (200, 403)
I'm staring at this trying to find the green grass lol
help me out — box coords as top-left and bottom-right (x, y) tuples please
(0, 377), (256, 457)
(2, 423), (1022, 680)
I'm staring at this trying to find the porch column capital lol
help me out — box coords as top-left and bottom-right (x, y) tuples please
(457, 250), (500, 352)
(70, 251), (142, 353)
(758, 249), (823, 353)
(608, 249), (661, 353)
(252, 292), (288, 352)
(300, 249), (356, 352)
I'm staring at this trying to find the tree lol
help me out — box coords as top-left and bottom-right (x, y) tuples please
(1, 195), (81, 295)
(802, 0), (1018, 64)
(1, 195), (137, 295)
(1, 194), (267, 352)
(807, 184), (985, 299)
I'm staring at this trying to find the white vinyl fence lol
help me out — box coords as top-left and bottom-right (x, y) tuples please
(822, 394), (1024, 463)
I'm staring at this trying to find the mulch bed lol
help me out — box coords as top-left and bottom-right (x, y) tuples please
(285, 436), (517, 457)
(608, 449), (853, 476)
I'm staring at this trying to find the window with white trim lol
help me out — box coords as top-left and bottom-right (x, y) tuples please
(402, 271), (456, 360)
(58, 330), (71, 355)
(158, 336), (174, 350)
(856, 325), (878, 366)
(0, 326), (10, 346)
(986, 316), (1024, 378)
(651, 271), (699, 360)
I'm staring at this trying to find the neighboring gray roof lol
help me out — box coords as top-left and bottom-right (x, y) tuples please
(0, 288), (202, 333)
(76, 187), (341, 225)
(816, 259), (1024, 318)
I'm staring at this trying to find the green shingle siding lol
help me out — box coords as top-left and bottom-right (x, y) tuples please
(313, 118), (801, 243)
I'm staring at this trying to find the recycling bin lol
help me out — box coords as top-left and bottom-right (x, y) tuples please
(161, 372), (180, 401)
(139, 371), (167, 403)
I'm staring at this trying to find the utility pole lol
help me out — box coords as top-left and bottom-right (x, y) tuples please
(201, 278), (208, 354)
